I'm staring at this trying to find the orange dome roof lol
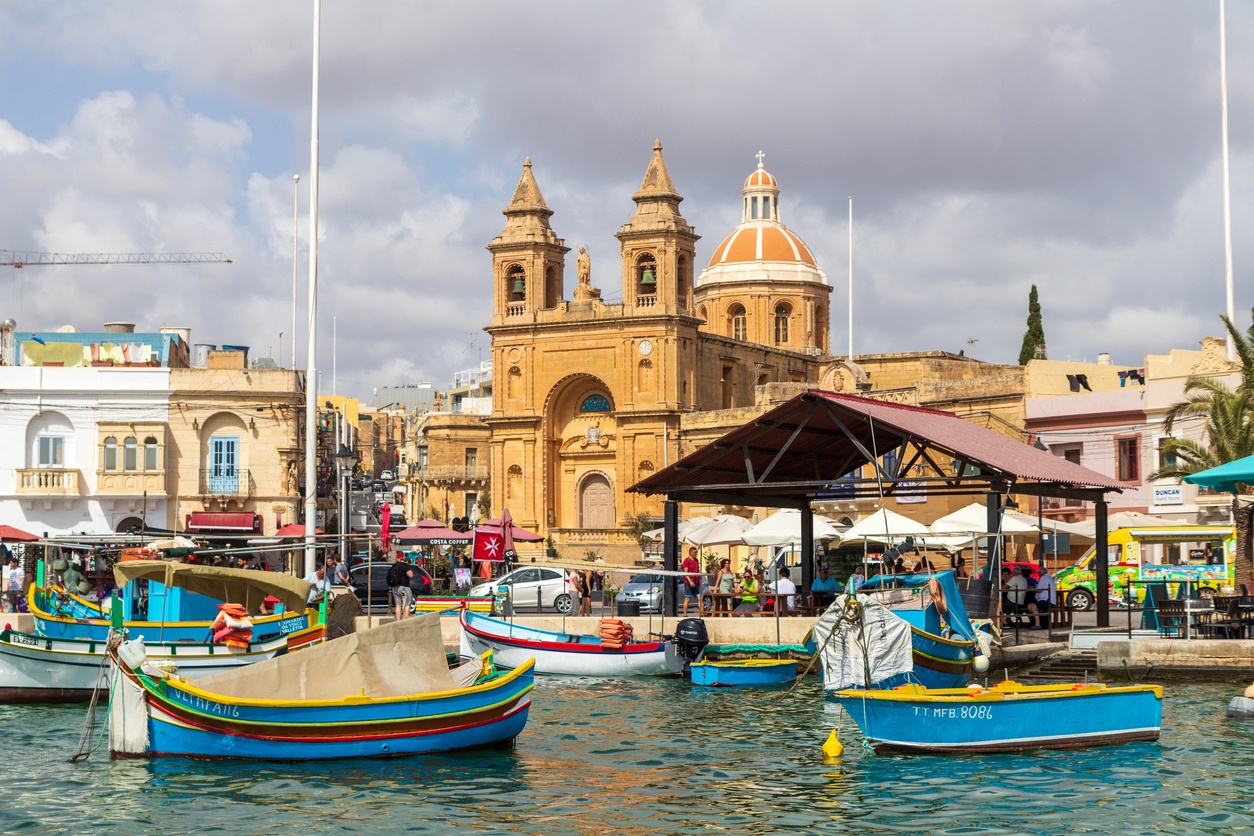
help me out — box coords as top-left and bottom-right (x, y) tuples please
(707, 223), (816, 268)
(744, 167), (778, 189)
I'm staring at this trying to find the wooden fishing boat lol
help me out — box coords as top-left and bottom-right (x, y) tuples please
(810, 571), (981, 691)
(0, 623), (324, 704)
(109, 612), (534, 761)
(689, 659), (796, 687)
(830, 680), (1163, 754)
(30, 561), (314, 643)
(458, 609), (684, 677)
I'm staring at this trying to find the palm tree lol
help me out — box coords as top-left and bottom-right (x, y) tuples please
(1151, 309), (1254, 585)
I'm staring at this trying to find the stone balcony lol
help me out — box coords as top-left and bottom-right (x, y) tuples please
(97, 469), (166, 495)
(15, 468), (81, 496)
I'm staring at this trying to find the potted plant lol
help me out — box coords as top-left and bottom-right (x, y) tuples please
(545, 535), (557, 558)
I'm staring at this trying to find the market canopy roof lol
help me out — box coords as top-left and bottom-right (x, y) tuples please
(1184, 454), (1254, 495)
(630, 389), (1124, 506)
(113, 560), (312, 613)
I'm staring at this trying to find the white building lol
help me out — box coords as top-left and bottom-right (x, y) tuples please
(0, 366), (172, 536)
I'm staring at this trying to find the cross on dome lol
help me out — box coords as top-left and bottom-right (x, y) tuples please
(755, 150), (765, 168)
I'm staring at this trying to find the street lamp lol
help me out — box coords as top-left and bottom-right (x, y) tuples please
(335, 443), (358, 567)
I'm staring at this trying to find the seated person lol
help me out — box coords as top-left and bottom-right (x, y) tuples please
(764, 568), (797, 613)
(732, 569), (761, 615)
(810, 566), (840, 608)
(1003, 566), (1037, 626)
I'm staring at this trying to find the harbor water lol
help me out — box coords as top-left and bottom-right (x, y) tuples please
(3, 678), (1251, 834)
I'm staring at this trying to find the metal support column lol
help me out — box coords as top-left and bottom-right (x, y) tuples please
(1095, 498), (1110, 628)
(663, 497), (679, 617)
(800, 504), (815, 593)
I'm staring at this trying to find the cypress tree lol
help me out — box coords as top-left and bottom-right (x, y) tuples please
(1018, 284), (1047, 365)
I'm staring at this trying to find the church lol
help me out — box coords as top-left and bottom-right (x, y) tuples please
(483, 141), (842, 558)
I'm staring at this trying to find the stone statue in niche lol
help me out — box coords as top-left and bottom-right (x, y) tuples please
(573, 245), (601, 301)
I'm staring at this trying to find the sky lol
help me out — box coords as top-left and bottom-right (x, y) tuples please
(1, 2), (1252, 403)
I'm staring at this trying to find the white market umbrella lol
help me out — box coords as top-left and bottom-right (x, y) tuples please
(682, 514), (752, 547)
(930, 502), (1037, 542)
(642, 515), (714, 541)
(742, 509), (843, 546)
(839, 507), (930, 547)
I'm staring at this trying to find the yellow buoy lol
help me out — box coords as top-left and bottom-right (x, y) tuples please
(821, 729), (844, 759)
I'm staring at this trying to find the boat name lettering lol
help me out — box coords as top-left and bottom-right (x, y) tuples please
(912, 705), (992, 720)
(10, 634), (42, 647)
(178, 691), (241, 718)
(279, 616), (308, 635)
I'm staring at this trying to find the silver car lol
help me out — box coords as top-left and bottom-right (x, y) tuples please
(614, 572), (665, 612)
(470, 566), (574, 614)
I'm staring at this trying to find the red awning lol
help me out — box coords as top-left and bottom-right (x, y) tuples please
(185, 511), (260, 533)
(274, 524), (324, 537)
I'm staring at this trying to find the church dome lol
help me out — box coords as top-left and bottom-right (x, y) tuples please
(698, 154), (826, 283)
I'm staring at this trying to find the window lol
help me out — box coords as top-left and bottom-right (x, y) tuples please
(579, 394), (611, 413)
(774, 304), (790, 344)
(123, 436), (138, 471)
(1158, 439), (1178, 470)
(465, 448), (478, 470)
(103, 437), (118, 471)
(144, 437), (159, 471)
(730, 304), (747, 341)
(38, 436), (64, 468)
(1117, 436), (1140, 482)
(882, 448), (901, 478)
(751, 196), (760, 219)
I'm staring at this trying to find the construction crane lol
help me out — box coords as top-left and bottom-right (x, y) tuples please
(1, 250), (231, 268)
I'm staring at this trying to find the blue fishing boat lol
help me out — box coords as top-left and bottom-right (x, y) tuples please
(0, 622), (324, 704)
(859, 570), (979, 688)
(830, 680), (1163, 753)
(811, 570), (982, 690)
(31, 561), (312, 643)
(108, 612), (534, 761)
(689, 659), (796, 687)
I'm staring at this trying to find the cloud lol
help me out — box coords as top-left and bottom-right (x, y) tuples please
(0, 1), (1251, 401)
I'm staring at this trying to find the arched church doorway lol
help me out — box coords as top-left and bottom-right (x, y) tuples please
(579, 472), (615, 529)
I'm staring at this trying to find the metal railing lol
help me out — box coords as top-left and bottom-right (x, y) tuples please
(197, 468), (254, 497)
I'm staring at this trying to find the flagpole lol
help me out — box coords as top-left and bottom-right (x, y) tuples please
(303, 0), (321, 577)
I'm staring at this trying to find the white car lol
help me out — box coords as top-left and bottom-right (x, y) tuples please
(380, 470), (395, 481)
(471, 566), (574, 614)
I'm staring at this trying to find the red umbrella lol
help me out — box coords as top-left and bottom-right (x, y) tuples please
(274, 524), (324, 538)
(394, 519), (471, 545)
(381, 502), (392, 550)
(0, 525), (39, 542)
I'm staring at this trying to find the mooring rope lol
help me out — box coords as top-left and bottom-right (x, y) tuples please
(68, 631), (123, 763)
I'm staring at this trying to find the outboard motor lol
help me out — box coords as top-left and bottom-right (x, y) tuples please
(674, 617), (709, 672)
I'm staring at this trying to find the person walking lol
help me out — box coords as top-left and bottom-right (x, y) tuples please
(387, 556), (415, 621)
(568, 569), (583, 616)
(5, 556), (23, 613)
(580, 570), (593, 615)
(681, 546), (703, 616)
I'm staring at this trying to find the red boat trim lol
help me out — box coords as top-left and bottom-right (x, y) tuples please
(912, 651), (972, 677)
(460, 614), (664, 655)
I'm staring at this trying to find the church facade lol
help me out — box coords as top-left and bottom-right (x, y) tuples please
(483, 142), (835, 555)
